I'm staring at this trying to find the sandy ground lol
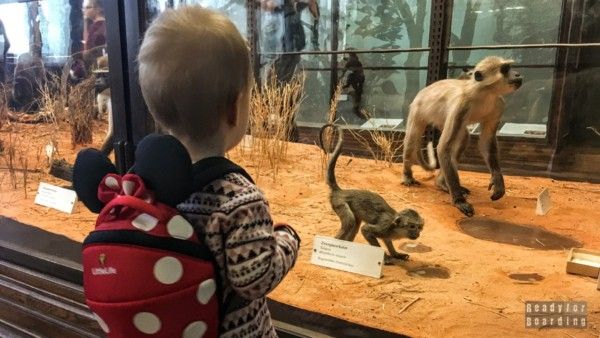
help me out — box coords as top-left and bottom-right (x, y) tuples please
(1, 121), (599, 338)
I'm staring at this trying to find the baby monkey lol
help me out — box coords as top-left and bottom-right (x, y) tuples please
(319, 124), (424, 263)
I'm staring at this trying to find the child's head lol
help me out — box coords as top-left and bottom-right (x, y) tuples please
(138, 6), (250, 158)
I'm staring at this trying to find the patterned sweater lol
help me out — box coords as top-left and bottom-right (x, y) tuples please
(177, 160), (300, 338)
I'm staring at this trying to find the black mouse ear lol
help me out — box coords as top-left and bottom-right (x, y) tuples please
(134, 134), (193, 207)
(73, 148), (117, 213)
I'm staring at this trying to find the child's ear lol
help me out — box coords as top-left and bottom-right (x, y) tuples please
(227, 90), (247, 127)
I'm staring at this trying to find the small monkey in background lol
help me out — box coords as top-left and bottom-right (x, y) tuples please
(341, 51), (365, 119)
(402, 56), (522, 217)
(320, 124), (424, 264)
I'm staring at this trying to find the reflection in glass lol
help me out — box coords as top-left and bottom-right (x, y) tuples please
(148, 0), (247, 36)
(449, 0), (562, 130)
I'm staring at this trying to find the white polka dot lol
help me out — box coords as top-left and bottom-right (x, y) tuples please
(153, 256), (183, 285)
(166, 215), (194, 240)
(133, 312), (161, 334)
(122, 180), (136, 195)
(132, 213), (158, 231)
(104, 176), (120, 190)
(196, 279), (216, 305)
(93, 312), (110, 333)
(183, 321), (207, 338)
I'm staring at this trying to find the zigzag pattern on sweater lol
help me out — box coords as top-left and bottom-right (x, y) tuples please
(178, 172), (297, 338)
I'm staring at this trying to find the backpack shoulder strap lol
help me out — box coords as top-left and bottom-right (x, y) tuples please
(191, 156), (254, 192)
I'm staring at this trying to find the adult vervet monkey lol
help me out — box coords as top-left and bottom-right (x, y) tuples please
(402, 56), (523, 217)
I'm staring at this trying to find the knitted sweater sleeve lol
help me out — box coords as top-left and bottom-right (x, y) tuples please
(212, 185), (300, 300)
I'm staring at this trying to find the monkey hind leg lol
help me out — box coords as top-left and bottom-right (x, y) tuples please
(402, 121), (426, 186)
(334, 203), (360, 242)
(435, 172), (470, 196)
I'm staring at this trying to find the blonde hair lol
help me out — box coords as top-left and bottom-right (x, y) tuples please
(138, 6), (250, 142)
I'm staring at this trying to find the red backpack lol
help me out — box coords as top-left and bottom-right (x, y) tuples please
(81, 158), (252, 338)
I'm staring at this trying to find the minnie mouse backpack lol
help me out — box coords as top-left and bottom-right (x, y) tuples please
(73, 134), (251, 338)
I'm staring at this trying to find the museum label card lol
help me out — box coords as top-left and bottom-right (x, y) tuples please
(499, 123), (547, 138)
(34, 182), (78, 214)
(360, 118), (404, 130)
(536, 188), (551, 216)
(311, 236), (384, 278)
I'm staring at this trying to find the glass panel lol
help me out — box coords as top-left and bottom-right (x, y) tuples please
(563, 0), (600, 147)
(0, 0), (115, 235)
(258, 0), (330, 126)
(449, 0), (562, 137)
(0, 3), (30, 57)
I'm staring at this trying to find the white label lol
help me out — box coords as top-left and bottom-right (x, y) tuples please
(499, 123), (547, 137)
(337, 94), (348, 101)
(360, 118), (404, 130)
(34, 182), (78, 214)
(536, 187), (551, 216)
(310, 236), (384, 278)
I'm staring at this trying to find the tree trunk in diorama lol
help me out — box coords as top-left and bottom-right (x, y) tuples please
(450, 0), (481, 76)
(398, 0), (426, 118)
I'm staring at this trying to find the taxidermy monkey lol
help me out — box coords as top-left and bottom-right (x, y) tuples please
(341, 52), (365, 119)
(94, 55), (113, 155)
(402, 56), (523, 217)
(320, 124), (425, 263)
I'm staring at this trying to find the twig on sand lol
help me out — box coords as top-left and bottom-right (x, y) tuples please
(463, 297), (509, 319)
(535, 238), (545, 247)
(398, 296), (421, 314)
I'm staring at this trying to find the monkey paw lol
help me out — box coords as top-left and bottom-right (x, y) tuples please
(454, 200), (474, 217)
(384, 253), (410, 265)
(488, 175), (505, 201)
(393, 253), (410, 261)
(459, 186), (471, 196)
(402, 177), (421, 186)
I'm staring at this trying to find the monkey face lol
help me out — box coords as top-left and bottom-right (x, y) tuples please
(394, 209), (424, 240)
(473, 57), (523, 95)
(502, 64), (523, 91)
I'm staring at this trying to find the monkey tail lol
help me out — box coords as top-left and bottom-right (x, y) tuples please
(417, 141), (437, 171)
(319, 123), (343, 191)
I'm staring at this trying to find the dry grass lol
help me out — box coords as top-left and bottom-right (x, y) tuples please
(0, 83), (10, 130)
(68, 76), (96, 147)
(38, 72), (66, 125)
(2, 126), (18, 190)
(343, 109), (403, 167)
(246, 72), (305, 181)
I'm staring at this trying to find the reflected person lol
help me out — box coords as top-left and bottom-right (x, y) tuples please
(0, 19), (10, 83)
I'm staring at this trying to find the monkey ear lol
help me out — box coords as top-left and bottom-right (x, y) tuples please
(393, 215), (404, 225)
(474, 71), (484, 82)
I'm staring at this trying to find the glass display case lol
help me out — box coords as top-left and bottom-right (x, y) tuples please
(0, 1), (598, 337)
